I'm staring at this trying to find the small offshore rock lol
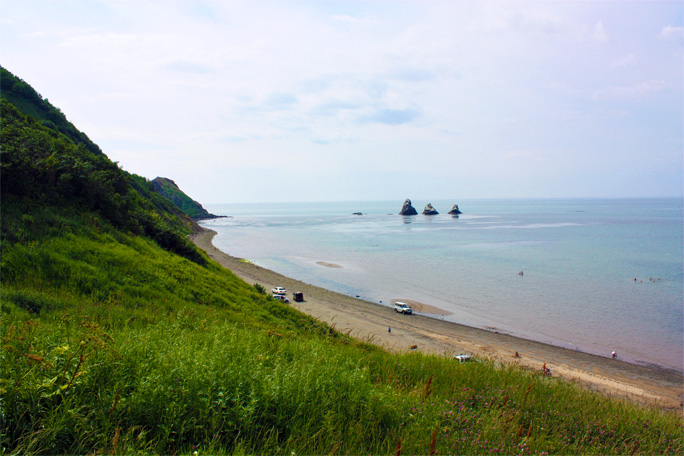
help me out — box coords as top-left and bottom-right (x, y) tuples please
(422, 203), (439, 215)
(448, 204), (462, 215)
(399, 198), (418, 215)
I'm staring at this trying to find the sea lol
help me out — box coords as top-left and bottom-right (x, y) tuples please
(200, 198), (683, 372)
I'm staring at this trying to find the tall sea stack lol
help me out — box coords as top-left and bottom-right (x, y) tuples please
(399, 199), (418, 215)
(448, 204), (463, 215)
(422, 203), (439, 215)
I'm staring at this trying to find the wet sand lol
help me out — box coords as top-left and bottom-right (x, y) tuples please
(192, 229), (683, 411)
(316, 261), (343, 268)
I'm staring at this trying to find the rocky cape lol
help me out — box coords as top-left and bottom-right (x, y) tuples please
(152, 177), (223, 220)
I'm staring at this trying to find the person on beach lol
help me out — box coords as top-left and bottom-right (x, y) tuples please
(612, 350), (617, 359)
(388, 326), (391, 334)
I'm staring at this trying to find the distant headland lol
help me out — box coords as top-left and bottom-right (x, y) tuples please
(152, 177), (225, 220)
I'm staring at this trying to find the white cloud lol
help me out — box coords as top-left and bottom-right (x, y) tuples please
(659, 25), (684, 39)
(1, 0), (682, 201)
(358, 108), (421, 126)
(591, 80), (669, 100)
(57, 31), (137, 49)
(161, 60), (215, 74)
(611, 53), (636, 68)
(592, 21), (608, 42)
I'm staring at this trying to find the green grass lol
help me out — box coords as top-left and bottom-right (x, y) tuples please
(1, 212), (682, 455)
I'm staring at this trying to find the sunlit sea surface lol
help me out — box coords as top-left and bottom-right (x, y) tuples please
(201, 199), (683, 371)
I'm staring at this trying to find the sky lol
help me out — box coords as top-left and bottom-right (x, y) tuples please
(1, 0), (683, 203)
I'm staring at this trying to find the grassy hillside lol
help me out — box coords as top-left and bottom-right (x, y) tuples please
(152, 177), (219, 220)
(1, 69), (681, 455)
(0, 96), (202, 264)
(0, 66), (102, 157)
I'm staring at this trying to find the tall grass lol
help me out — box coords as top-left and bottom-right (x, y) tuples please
(3, 293), (681, 455)
(2, 218), (682, 454)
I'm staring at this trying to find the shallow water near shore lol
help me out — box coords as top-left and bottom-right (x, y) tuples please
(201, 198), (683, 371)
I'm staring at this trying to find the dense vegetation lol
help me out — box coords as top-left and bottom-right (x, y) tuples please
(0, 75), (204, 265)
(0, 67), (102, 157)
(1, 67), (681, 455)
(151, 177), (218, 220)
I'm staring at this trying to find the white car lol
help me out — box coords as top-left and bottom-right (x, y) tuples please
(394, 302), (413, 314)
(272, 294), (290, 303)
(271, 287), (286, 295)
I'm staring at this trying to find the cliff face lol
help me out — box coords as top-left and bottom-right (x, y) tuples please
(151, 177), (219, 220)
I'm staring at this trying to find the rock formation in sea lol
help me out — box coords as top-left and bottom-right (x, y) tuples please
(422, 203), (439, 215)
(399, 198), (418, 215)
(448, 204), (462, 215)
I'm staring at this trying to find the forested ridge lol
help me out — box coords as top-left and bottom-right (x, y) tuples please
(0, 66), (102, 157)
(1, 66), (204, 264)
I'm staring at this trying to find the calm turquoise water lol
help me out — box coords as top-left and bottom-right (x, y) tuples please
(201, 199), (683, 371)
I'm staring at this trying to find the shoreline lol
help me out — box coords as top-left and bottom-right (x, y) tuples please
(191, 228), (683, 411)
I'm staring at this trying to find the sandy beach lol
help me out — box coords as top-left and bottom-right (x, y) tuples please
(192, 229), (683, 411)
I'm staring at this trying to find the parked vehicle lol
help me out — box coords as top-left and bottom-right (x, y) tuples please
(271, 287), (286, 295)
(394, 302), (413, 314)
(293, 292), (304, 302)
(272, 294), (290, 303)
(454, 354), (472, 363)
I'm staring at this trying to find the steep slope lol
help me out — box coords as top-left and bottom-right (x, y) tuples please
(0, 66), (102, 156)
(152, 176), (220, 219)
(0, 66), (204, 264)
